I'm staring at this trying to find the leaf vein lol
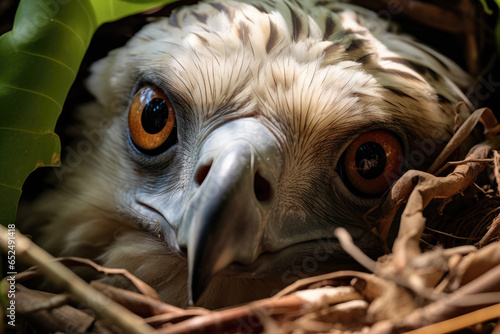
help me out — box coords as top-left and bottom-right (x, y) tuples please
(110, 0), (115, 18)
(0, 127), (57, 136)
(75, 0), (95, 45)
(0, 183), (20, 191)
(19, 51), (76, 77)
(0, 84), (62, 109)
(51, 19), (86, 49)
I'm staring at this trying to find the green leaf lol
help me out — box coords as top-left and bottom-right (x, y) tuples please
(0, 0), (174, 226)
(494, 0), (500, 52)
(478, 0), (494, 14)
(478, 0), (500, 52)
(496, 15), (500, 52)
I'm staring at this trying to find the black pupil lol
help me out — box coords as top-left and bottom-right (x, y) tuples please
(355, 142), (386, 179)
(141, 98), (168, 134)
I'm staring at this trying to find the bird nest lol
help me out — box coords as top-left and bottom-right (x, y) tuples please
(3, 107), (500, 333)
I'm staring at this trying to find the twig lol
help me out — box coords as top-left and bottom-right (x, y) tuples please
(473, 182), (488, 194)
(494, 150), (500, 194)
(427, 108), (493, 174)
(405, 303), (500, 334)
(435, 158), (493, 176)
(375, 264), (500, 333)
(20, 294), (69, 314)
(91, 281), (184, 317)
(477, 214), (500, 247)
(14, 257), (160, 299)
(13, 284), (113, 334)
(145, 309), (210, 327)
(424, 226), (479, 240)
(156, 294), (304, 334)
(0, 226), (156, 334)
(334, 228), (376, 272)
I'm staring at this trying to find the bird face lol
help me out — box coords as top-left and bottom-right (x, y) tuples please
(26, 0), (472, 308)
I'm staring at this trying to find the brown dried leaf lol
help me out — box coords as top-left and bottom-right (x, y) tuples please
(445, 241), (500, 290)
(373, 140), (497, 269)
(427, 107), (493, 174)
(479, 108), (500, 139)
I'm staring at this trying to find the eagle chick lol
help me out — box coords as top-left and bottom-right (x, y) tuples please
(20, 0), (472, 309)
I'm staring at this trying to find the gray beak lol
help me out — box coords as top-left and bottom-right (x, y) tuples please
(176, 119), (282, 304)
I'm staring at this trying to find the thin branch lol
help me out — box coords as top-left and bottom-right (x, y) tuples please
(0, 225), (156, 334)
(405, 303), (500, 334)
(334, 228), (376, 272)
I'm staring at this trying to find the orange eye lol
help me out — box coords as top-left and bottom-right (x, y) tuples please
(128, 85), (177, 153)
(343, 130), (402, 196)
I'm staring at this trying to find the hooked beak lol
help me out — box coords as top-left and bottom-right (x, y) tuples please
(176, 119), (282, 304)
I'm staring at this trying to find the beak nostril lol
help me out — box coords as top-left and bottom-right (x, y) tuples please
(195, 164), (212, 186)
(254, 172), (272, 202)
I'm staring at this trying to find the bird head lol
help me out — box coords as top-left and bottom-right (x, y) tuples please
(29, 0), (472, 308)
